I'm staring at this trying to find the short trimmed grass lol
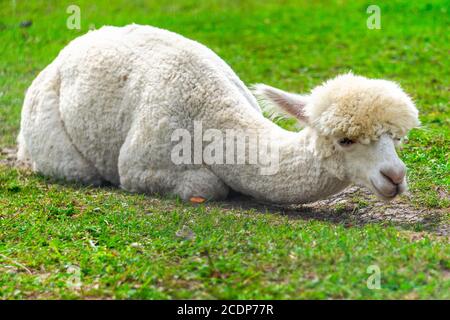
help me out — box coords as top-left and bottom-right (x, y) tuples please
(0, 0), (449, 299)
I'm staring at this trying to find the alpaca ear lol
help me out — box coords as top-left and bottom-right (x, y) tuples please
(252, 84), (309, 124)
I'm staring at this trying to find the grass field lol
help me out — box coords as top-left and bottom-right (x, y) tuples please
(0, 0), (449, 299)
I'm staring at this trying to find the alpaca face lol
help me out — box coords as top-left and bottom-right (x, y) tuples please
(336, 133), (407, 200)
(252, 73), (419, 201)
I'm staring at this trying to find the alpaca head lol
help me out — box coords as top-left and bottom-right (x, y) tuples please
(253, 73), (420, 200)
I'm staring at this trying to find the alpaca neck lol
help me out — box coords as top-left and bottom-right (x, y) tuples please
(207, 117), (350, 203)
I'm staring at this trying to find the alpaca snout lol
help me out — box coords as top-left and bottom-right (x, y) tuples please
(380, 165), (406, 185)
(367, 161), (407, 200)
(370, 170), (407, 201)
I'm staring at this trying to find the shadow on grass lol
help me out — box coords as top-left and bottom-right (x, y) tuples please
(212, 187), (449, 236)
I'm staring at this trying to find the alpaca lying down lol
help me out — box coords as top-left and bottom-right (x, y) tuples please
(18, 24), (419, 203)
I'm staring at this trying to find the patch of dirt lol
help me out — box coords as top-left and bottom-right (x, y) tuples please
(0, 147), (30, 168)
(220, 187), (449, 236)
(1, 147), (448, 236)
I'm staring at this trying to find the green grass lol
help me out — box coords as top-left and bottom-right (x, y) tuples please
(0, 0), (449, 299)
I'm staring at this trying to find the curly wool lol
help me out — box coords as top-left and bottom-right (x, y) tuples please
(306, 73), (420, 142)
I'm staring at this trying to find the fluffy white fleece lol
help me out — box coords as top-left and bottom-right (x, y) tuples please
(306, 73), (419, 142)
(18, 24), (419, 203)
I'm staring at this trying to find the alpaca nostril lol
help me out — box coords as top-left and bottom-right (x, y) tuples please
(380, 167), (406, 185)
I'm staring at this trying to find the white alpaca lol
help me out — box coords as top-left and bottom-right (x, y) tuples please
(18, 25), (419, 203)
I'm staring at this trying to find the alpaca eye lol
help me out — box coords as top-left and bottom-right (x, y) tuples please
(338, 138), (355, 146)
(394, 137), (402, 147)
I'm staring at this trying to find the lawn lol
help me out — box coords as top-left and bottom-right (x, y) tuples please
(0, 0), (449, 299)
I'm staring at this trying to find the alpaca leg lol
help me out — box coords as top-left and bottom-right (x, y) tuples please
(173, 168), (229, 201)
(119, 156), (229, 201)
(118, 113), (228, 201)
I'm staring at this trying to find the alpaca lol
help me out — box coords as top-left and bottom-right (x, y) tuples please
(18, 24), (419, 203)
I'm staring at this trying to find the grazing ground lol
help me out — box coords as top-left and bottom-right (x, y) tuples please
(0, 0), (449, 299)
